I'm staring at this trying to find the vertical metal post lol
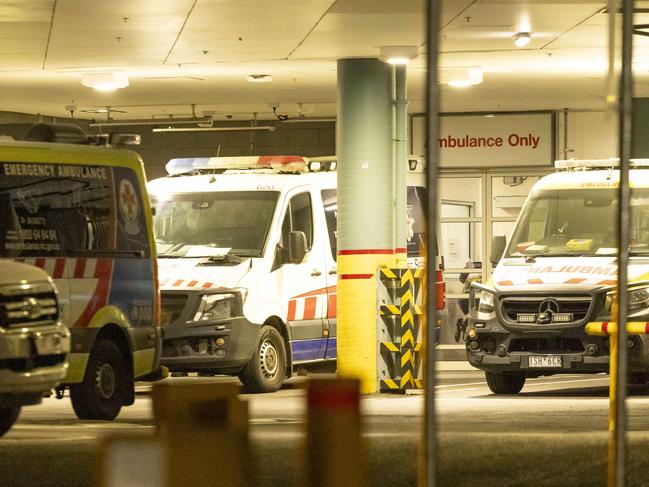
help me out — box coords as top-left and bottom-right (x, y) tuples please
(423, 0), (440, 485)
(614, 0), (634, 485)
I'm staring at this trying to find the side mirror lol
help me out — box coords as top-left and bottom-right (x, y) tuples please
(490, 235), (507, 266)
(289, 231), (307, 263)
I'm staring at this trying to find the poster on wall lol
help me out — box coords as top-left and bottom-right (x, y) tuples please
(412, 112), (554, 168)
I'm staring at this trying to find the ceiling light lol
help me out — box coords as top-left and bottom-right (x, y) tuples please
(89, 118), (213, 128)
(442, 67), (484, 88)
(81, 72), (129, 92)
(379, 45), (419, 65)
(152, 126), (276, 133)
(513, 32), (531, 48)
(247, 74), (273, 83)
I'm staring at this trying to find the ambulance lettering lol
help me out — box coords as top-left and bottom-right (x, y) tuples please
(528, 266), (616, 276)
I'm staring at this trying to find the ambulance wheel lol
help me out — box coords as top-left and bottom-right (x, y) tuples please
(485, 371), (525, 394)
(0, 405), (21, 437)
(70, 339), (129, 420)
(240, 326), (286, 393)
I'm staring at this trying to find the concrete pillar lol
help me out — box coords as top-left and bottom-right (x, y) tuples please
(336, 58), (400, 393)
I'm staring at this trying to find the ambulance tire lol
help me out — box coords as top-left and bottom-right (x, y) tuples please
(70, 339), (129, 421)
(0, 405), (20, 437)
(239, 326), (286, 393)
(485, 371), (526, 394)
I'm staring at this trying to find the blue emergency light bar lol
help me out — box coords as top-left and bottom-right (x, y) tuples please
(165, 157), (210, 175)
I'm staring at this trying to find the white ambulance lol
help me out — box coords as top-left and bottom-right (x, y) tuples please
(147, 155), (440, 392)
(469, 158), (649, 394)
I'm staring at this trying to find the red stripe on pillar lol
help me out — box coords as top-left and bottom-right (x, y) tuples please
(173, 279), (183, 287)
(338, 249), (398, 255)
(188, 280), (198, 287)
(602, 322), (608, 334)
(340, 274), (373, 280)
(645, 323), (649, 335)
(303, 296), (317, 319)
(202, 282), (212, 288)
(34, 258), (46, 269)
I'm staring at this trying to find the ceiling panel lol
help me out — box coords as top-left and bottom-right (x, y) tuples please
(0, 0), (641, 121)
(166, 0), (334, 64)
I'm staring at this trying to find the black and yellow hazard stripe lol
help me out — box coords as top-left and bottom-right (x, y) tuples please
(378, 266), (424, 393)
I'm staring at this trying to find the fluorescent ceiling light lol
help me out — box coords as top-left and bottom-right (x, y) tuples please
(442, 67), (484, 88)
(153, 126), (276, 133)
(282, 118), (336, 123)
(513, 32), (532, 48)
(379, 45), (418, 65)
(89, 118), (213, 128)
(81, 72), (129, 92)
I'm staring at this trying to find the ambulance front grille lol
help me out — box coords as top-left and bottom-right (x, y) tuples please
(501, 295), (593, 324)
(0, 283), (59, 329)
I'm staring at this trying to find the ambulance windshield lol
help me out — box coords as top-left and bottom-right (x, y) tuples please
(507, 188), (649, 258)
(152, 191), (279, 258)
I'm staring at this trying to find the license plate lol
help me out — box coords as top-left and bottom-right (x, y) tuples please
(528, 355), (562, 368)
(33, 332), (67, 355)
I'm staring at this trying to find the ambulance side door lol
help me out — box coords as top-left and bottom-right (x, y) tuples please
(272, 188), (329, 363)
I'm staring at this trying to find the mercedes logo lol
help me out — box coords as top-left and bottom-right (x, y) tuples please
(538, 299), (560, 315)
(21, 297), (42, 320)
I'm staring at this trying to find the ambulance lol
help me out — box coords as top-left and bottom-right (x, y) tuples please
(147, 155), (441, 392)
(468, 158), (649, 394)
(0, 125), (162, 419)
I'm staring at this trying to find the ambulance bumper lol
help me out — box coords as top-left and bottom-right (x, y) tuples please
(161, 316), (259, 374)
(466, 313), (649, 375)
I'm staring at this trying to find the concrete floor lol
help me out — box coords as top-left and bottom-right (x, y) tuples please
(3, 371), (649, 486)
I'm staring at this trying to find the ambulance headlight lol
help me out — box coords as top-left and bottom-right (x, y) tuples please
(629, 288), (649, 311)
(194, 293), (236, 322)
(477, 290), (495, 313)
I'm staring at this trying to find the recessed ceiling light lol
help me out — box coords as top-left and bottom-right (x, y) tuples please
(513, 32), (532, 48)
(247, 74), (273, 83)
(81, 72), (129, 92)
(379, 45), (419, 65)
(442, 67), (484, 88)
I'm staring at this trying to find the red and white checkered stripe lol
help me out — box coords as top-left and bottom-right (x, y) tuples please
(14, 257), (105, 279)
(159, 278), (217, 289)
(288, 286), (336, 321)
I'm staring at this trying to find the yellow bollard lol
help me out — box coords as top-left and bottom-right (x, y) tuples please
(608, 296), (619, 487)
(151, 381), (252, 487)
(303, 378), (368, 487)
